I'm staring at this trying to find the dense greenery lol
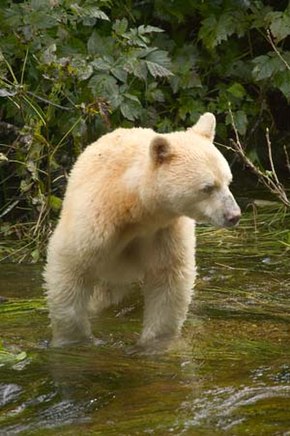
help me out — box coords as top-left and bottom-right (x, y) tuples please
(0, 0), (289, 260)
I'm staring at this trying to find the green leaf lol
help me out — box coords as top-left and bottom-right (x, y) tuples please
(111, 67), (127, 83)
(92, 57), (126, 84)
(178, 96), (204, 121)
(123, 93), (140, 103)
(266, 11), (290, 42)
(86, 7), (110, 21)
(147, 84), (165, 103)
(24, 10), (57, 29)
(31, 248), (40, 262)
(146, 49), (172, 69)
(199, 11), (247, 49)
(124, 57), (147, 80)
(91, 57), (113, 72)
(120, 96), (142, 121)
(235, 110), (248, 135)
(71, 58), (93, 80)
(89, 73), (119, 103)
(274, 71), (290, 100)
(247, 148), (261, 166)
(70, 4), (109, 21)
(136, 47), (157, 59)
(31, 0), (49, 10)
(113, 18), (128, 35)
(145, 49), (173, 78)
(137, 25), (164, 35)
(41, 44), (57, 65)
(227, 83), (246, 99)
(252, 54), (284, 81)
(199, 14), (233, 49)
(87, 32), (112, 56)
(49, 195), (62, 212)
(146, 61), (173, 78)
(123, 29), (148, 48)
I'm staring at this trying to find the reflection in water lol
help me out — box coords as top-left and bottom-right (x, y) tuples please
(0, 211), (290, 434)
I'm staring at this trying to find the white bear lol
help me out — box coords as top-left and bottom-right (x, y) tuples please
(44, 113), (240, 348)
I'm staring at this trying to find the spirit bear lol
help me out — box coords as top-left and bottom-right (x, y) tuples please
(44, 113), (240, 348)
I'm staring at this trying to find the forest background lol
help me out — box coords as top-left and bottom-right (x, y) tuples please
(0, 0), (289, 261)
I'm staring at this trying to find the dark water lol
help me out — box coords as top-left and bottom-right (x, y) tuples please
(0, 210), (289, 435)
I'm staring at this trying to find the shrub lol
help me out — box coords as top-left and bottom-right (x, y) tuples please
(0, 0), (289, 260)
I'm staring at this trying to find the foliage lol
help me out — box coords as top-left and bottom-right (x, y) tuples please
(0, 0), (290, 260)
(0, 341), (27, 366)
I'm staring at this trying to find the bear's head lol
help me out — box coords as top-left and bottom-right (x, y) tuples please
(149, 113), (241, 228)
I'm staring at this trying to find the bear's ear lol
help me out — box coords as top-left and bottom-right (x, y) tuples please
(191, 112), (216, 142)
(150, 136), (172, 165)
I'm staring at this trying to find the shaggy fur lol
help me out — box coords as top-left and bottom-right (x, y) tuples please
(44, 113), (240, 347)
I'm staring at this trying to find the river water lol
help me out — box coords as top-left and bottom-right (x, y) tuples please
(0, 207), (289, 434)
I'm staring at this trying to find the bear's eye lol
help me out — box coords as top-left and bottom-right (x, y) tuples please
(201, 184), (215, 194)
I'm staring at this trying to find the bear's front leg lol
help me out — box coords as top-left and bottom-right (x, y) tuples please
(44, 264), (94, 347)
(139, 217), (196, 348)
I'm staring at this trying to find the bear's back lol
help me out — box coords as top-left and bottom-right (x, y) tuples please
(72, 127), (154, 179)
(60, 127), (155, 221)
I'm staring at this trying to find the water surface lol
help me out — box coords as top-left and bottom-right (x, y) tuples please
(0, 210), (289, 435)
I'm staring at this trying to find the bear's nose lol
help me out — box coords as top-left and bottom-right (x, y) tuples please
(225, 212), (241, 226)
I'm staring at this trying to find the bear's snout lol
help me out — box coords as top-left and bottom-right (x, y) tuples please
(223, 209), (241, 227)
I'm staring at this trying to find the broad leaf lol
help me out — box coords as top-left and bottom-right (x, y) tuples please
(146, 61), (173, 78)
(138, 25), (164, 35)
(228, 83), (246, 99)
(252, 54), (284, 81)
(235, 110), (248, 135)
(120, 97), (142, 121)
(266, 11), (290, 42)
(113, 18), (128, 35)
(274, 71), (290, 100)
(91, 57), (113, 72)
(89, 73), (119, 104)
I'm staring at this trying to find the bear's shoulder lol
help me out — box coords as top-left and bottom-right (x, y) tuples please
(93, 127), (156, 150)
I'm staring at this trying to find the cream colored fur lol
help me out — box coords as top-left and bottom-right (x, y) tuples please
(44, 113), (240, 348)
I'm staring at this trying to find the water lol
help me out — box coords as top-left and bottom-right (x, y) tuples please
(0, 210), (289, 435)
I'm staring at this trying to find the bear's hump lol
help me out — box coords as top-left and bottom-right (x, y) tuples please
(67, 127), (156, 190)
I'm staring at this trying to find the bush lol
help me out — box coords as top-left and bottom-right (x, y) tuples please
(0, 0), (289, 260)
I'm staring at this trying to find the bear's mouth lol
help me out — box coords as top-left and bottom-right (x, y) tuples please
(193, 211), (241, 228)
(211, 213), (241, 228)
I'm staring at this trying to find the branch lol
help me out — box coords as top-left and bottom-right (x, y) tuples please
(228, 106), (290, 208)
(26, 90), (74, 111)
(266, 29), (290, 72)
(284, 145), (290, 174)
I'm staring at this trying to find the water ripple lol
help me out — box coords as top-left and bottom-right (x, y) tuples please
(0, 383), (22, 407)
(182, 384), (290, 431)
(2, 399), (90, 435)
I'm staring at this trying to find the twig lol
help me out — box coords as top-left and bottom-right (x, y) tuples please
(26, 91), (74, 111)
(284, 145), (290, 174)
(266, 29), (290, 72)
(228, 105), (290, 208)
(265, 127), (280, 186)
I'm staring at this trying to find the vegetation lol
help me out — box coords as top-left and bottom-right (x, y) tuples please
(0, 0), (289, 261)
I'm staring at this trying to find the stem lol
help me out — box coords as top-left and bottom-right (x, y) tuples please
(266, 29), (290, 72)
(228, 105), (290, 208)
